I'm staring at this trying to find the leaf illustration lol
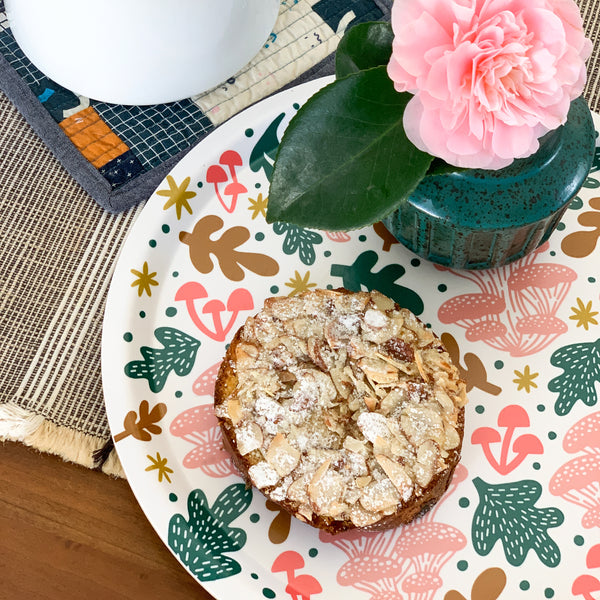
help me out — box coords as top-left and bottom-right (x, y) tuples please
(472, 477), (564, 567)
(331, 250), (424, 315)
(272, 222), (324, 266)
(168, 484), (252, 582)
(125, 327), (201, 393)
(249, 112), (286, 181)
(444, 567), (507, 600)
(548, 338), (600, 415)
(114, 400), (167, 443)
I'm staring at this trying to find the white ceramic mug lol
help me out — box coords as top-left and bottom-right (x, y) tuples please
(5, 0), (280, 104)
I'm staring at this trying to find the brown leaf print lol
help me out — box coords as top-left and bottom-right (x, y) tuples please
(373, 221), (400, 252)
(114, 400), (167, 443)
(562, 197), (600, 258)
(179, 214), (279, 281)
(266, 499), (291, 544)
(442, 332), (501, 395)
(444, 567), (507, 600)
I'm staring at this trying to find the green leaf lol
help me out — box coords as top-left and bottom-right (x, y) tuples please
(267, 66), (433, 231)
(426, 157), (467, 177)
(335, 21), (394, 78)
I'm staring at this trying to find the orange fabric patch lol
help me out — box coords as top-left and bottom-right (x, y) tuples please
(60, 107), (129, 168)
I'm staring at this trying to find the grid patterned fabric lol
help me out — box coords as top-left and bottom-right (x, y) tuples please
(94, 101), (214, 170)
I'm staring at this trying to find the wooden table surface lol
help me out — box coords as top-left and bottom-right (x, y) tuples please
(0, 441), (215, 600)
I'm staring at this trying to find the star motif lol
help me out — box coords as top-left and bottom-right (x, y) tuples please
(513, 365), (539, 393)
(248, 193), (269, 219)
(157, 175), (196, 219)
(569, 298), (599, 330)
(285, 270), (317, 296)
(130, 261), (158, 297)
(145, 452), (173, 483)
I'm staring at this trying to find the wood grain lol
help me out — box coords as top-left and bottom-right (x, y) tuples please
(0, 441), (214, 600)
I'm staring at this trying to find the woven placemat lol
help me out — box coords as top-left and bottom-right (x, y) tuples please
(1, 0), (599, 477)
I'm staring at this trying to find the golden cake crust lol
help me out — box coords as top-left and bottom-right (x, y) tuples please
(214, 288), (467, 533)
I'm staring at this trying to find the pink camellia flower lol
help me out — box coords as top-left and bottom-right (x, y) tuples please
(387, 0), (592, 169)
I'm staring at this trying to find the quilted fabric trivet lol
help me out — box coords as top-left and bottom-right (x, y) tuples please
(0, 0), (390, 213)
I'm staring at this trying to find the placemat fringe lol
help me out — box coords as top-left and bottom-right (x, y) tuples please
(0, 403), (124, 478)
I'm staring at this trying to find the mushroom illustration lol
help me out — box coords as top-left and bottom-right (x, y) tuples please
(471, 405), (542, 475)
(463, 320), (508, 343)
(438, 292), (507, 346)
(176, 284), (253, 341)
(402, 571), (443, 596)
(549, 454), (600, 528)
(325, 231), (351, 243)
(563, 412), (600, 454)
(193, 361), (222, 396)
(337, 554), (407, 586)
(286, 574), (322, 600)
(508, 263), (577, 320)
(393, 522), (467, 595)
(512, 314), (569, 356)
(272, 550), (305, 583)
(588, 544), (600, 569)
(572, 574), (600, 600)
(205, 150), (248, 213)
(169, 404), (236, 477)
(272, 551), (323, 600)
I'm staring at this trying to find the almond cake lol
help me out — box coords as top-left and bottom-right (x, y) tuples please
(214, 288), (467, 533)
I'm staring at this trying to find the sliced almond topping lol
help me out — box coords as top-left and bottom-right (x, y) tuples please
(443, 421), (461, 449)
(375, 454), (414, 501)
(360, 479), (400, 512)
(434, 387), (455, 413)
(266, 433), (301, 477)
(414, 350), (430, 382)
(308, 460), (345, 513)
(355, 475), (372, 488)
(358, 357), (399, 385)
(235, 342), (259, 364)
(286, 474), (310, 504)
(363, 394), (378, 411)
(357, 411), (390, 444)
(227, 399), (243, 426)
(235, 422), (263, 455)
(343, 435), (367, 455)
(373, 435), (391, 457)
(370, 290), (396, 312)
(349, 504), (382, 528)
(248, 461), (279, 489)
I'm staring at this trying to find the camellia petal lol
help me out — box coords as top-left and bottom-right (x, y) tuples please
(387, 0), (591, 169)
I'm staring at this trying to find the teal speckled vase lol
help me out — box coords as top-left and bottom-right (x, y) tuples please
(383, 97), (595, 270)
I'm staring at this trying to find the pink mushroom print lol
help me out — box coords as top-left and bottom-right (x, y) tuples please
(395, 522), (468, 599)
(325, 231), (351, 243)
(471, 405), (543, 475)
(193, 361), (222, 396)
(437, 245), (575, 356)
(438, 293), (507, 342)
(550, 411), (600, 528)
(572, 544), (600, 599)
(271, 551), (322, 600)
(318, 465), (468, 599)
(169, 404), (236, 477)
